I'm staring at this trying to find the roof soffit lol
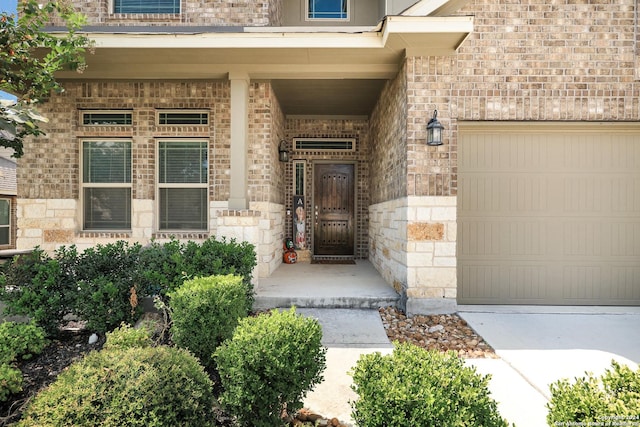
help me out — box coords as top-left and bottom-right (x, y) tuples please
(52, 16), (473, 80)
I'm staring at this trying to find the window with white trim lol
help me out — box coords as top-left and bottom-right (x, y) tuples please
(0, 199), (10, 245)
(307, 0), (348, 20)
(113, 0), (180, 14)
(158, 140), (208, 231)
(82, 140), (132, 230)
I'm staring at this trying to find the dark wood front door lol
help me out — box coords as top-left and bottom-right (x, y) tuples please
(313, 163), (355, 256)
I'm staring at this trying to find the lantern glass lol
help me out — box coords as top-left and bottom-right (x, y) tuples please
(426, 110), (444, 146)
(278, 140), (289, 162)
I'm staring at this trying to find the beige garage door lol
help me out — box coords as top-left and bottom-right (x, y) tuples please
(458, 123), (640, 305)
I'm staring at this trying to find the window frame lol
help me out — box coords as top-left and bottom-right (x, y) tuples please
(156, 139), (210, 232)
(306, 0), (350, 22)
(0, 198), (11, 246)
(112, 0), (181, 14)
(80, 139), (133, 231)
(293, 137), (356, 152)
(80, 110), (133, 126)
(156, 110), (210, 126)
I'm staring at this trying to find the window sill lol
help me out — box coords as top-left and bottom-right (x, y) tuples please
(108, 13), (181, 22)
(152, 232), (210, 240)
(78, 231), (133, 239)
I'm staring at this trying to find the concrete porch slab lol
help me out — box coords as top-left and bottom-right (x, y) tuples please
(254, 260), (399, 310)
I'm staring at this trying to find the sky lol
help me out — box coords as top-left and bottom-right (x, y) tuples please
(1, 0), (18, 100)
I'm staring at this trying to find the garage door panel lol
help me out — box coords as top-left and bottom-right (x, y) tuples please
(458, 124), (640, 305)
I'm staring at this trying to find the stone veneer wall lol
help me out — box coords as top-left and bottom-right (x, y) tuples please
(17, 80), (285, 280)
(44, 0), (283, 26)
(284, 118), (371, 259)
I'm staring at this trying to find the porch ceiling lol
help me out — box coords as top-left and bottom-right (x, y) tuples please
(54, 15), (472, 116)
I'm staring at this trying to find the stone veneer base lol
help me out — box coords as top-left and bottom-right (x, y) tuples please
(406, 297), (458, 316)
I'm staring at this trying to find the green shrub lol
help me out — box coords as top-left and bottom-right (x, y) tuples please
(215, 307), (326, 427)
(0, 321), (48, 364)
(136, 239), (185, 296)
(0, 249), (72, 336)
(103, 322), (153, 351)
(72, 241), (143, 334)
(350, 343), (509, 427)
(17, 346), (216, 427)
(74, 276), (141, 334)
(547, 360), (640, 424)
(169, 274), (248, 369)
(0, 363), (23, 402)
(138, 238), (257, 308)
(181, 238), (257, 309)
(0, 238), (256, 336)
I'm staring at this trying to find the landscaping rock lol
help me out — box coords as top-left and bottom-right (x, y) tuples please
(379, 306), (498, 359)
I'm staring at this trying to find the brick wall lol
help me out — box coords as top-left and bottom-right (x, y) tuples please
(249, 83), (286, 205)
(369, 62), (407, 205)
(45, 0), (282, 26)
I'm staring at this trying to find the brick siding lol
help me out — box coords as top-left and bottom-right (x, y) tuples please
(44, 0), (282, 26)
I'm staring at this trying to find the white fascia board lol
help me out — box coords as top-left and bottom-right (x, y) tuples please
(87, 31), (384, 50)
(401, 0), (471, 16)
(381, 15), (473, 46)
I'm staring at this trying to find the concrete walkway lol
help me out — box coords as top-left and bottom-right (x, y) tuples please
(298, 308), (392, 426)
(459, 306), (640, 427)
(295, 306), (640, 427)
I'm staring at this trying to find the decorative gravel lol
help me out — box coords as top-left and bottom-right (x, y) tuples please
(379, 306), (498, 359)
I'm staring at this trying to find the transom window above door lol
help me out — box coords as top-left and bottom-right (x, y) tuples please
(113, 0), (180, 14)
(307, 0), (348, 20)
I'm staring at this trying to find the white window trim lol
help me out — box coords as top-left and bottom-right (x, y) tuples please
(305, 0), (350, 22)
(156, 139), (210, 232)
(155, 110), (210, 126)
(293, 137), (356, 152)
(80, 139), (132, 232)
(0, 198), (11, 246)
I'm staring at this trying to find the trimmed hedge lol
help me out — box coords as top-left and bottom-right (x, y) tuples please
(215, 308), (326, 427)
(16, 346), (216, 427)
(169, 274), (248, 369)
(547, 360), (640, 424)
(350, 343), (509, 427)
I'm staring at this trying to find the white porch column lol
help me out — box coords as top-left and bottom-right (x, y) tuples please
(229, 72), (250, 210)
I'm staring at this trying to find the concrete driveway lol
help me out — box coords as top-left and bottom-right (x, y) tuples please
(459, 306), (640, 427)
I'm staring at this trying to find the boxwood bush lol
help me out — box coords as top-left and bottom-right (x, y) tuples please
(547, 360), (640, 424)
(0, 363), (22, 402)
(169, 274), (248, 369)
(103, 322), (153, 351)
(16, 346), (216, 427)
(0, 321), (48, 364)
(215, 308), (326, 427)
(350, 343), (509, 427)
(0, 321), (48, 402)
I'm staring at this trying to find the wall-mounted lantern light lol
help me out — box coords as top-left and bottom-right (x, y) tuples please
(426, 109), (444, 146)
(278, 140), (289, 162)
